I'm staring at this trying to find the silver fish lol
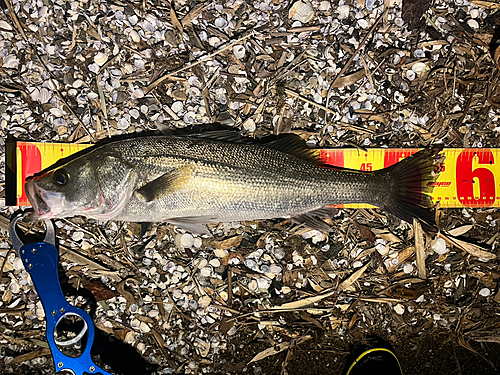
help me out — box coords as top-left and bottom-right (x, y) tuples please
(25, 133), (441, 233)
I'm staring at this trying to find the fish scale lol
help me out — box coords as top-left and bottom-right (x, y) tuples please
(23, 134), (440, 231)
(106, 137), (387, 222)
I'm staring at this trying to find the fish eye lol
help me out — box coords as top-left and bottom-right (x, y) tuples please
(53, 169), (70, 185)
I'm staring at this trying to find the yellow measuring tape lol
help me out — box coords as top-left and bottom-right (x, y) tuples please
(5, 141), (499, 208)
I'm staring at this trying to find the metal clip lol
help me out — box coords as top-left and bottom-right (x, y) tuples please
(9, 213), (113, 375)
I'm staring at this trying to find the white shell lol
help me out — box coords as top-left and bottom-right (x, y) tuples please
(479, 287), (491, 297)
(414, 49), (425, 58)
(183, 111), (196, 124)
(352, 260), (363, 268)
(128, 14), (139, 25)
(188, 76), (201, 87)
(88, 63), (99, 73)
(467, 19), (479, 29)
(269, 264), (282, 275)
(406, 69), (416, 81)
(36, 301), (45, 318)
(233, 44), (246, 60)
(337, 5), (350, 20)
(394, 17), (404, 27)
(214, 248), (226, 258)
(357, 18), (368, 29)
(200, 267), (211, 277)
(130, 108), (140, 119)
(411, 62), (427, 74)
(139, 322), (150, 333)
(49, 107), (64, 117)
(38, 6), (48, 18)
(134, 58), (145, 70)
(242, 118), (255, 132)
(94, 52), (108, 66)
(73, 79), (85, 89)
(394, 91), (405, 104)
(13, 257), (24, 271)
(376, 243), (389, 256)
(188, 87), (201, 96)
(214, 17), (228, 28)
(209, 258), (220, 267)
(171, 101), (183, 113)
(148, 309), (159, 318)
(194, 257), (208, 269)
(31, 87), (52, 103)
(319, 1), (331, 11)
(198, 295), (211, 308)
(180, 233), (194, 248)
(248, 279), (258, 291)
(131, 88), (144, 99)
(10, 281), (20, 294)
(118, 117), (130, 130)
(129, 29), (141, 42)
(194, 238), (202, 248)
(208, 36), (221, 47)
(432, 237), (448, 255)
(257, 278), (270, 289)
(2, 54), (19, 69)
(289, 1), (315, 23)
(394, 304), (405, 315)
(0, 20), (12, 30)
(403, 263), (414, 274)
(470, 8), (479, 18)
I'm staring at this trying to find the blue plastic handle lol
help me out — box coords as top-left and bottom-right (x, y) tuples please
(20, 241), (113, 375)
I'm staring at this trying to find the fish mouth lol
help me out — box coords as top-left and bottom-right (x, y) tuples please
(25, 179), (59, 220)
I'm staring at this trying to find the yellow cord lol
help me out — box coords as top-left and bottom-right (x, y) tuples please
(346, 348), (403, 375)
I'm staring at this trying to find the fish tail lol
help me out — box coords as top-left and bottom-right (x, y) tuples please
(378, 145), (444, 231)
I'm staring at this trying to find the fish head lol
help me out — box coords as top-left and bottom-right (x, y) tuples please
(25, 153), (137, 221)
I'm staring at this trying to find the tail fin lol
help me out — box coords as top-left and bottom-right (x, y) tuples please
(378, 145), (444, 231)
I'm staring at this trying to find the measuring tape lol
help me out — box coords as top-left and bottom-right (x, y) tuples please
(5, 141), (499, 208)
(6, 141), (91, 206)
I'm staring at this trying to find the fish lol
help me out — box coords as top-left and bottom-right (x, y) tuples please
(25, 133), (442, 233)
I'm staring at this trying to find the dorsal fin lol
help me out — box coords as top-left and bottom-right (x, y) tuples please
(266, 134), (320, 164)
(183, 130), (252, 144)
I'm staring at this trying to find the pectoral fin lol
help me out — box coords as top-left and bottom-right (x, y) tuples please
(136, 164), (194, 202)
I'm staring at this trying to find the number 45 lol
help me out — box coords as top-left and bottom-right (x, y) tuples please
(360, 163), (372, 171)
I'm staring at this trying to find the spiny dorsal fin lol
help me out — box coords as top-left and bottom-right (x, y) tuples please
(183, 130), (252, 144)
(266, 134), (320, 164)
(135, 164), (194, 202)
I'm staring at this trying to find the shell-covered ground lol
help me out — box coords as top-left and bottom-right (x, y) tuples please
(1, 0), (500, 374)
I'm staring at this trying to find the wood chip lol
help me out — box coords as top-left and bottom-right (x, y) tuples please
(441, 234), (497, 260)
(446, 225), (473, 237)
(338, 263), (369, 291)
(10, 348), (51, 365)
(414, 219), (427, 279)
(249, 336), (312, 363)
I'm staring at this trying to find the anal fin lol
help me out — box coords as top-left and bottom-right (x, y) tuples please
(292, 208), (336, 232)
(168, 215), (217, 235)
